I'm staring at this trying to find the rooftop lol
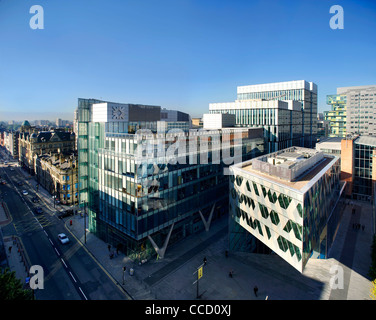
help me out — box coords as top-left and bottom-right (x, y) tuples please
(355, 135), (376, 147)
(238, 147), (337, 192)
(242, 157), (333, 192)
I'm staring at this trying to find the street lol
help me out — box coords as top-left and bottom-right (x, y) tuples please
(0, 148), (129, 300)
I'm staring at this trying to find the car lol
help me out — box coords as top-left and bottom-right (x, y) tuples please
(34, 207), (43, 214)
(17, 182), (23, 186)
(32, 196), (39, 203)
(0, 180), (6, 185)
(22, 190), (28, 195)
(58, 233), (69, 244)
(57, 210), (74, 219)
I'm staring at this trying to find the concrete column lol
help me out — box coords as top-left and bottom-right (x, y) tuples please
(198, 202), (216, 232)
(148, 223), (174, 259)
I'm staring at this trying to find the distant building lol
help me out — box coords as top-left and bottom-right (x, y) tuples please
(35, 153), (78, 205)
(191, 118), (203, 128)
(338, 85), (376, 136)
(324, 94), (347, 137)
(317, 113), (329, 138)
(202, 113), (236, 130)
(18, 128), (75, 175)
(315, 137), (342, 156)
(3, 131), (19, 159)
(229, 147), (343, 272)
(209, 80), (318, 151)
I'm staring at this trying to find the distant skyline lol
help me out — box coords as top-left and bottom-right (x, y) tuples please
(1, 0), (376, 122)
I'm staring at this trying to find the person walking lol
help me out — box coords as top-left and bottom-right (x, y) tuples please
(254, 285), (258, 297)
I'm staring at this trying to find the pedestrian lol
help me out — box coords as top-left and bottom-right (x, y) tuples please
(108, 244), (111, 252)
(352, 208), (355, 214)
(229, 270), (233, 278)
(254, 286), (258, 297)
(362, 225), (365, 231)
(8, 246), (12, 255)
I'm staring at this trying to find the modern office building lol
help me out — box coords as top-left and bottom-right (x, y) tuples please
(337, 85), (376, 136)
(229, 147), (343, 272)
(209, 80), (318, 151)
(317, 113), (329, 138)
(77, 98), (265, 260)
(340, 135), (376, 200)
(161, 108), (191, 123)
(324, 94), (347, 138)
(315, 137), (342, 156)
(210, 98), (304, 153)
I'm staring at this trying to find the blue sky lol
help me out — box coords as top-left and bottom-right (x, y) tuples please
(0, 0), (375, 121)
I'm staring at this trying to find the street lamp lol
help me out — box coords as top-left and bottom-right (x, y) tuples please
(122, 266), (126, 285)
(81, 201), (87, 244)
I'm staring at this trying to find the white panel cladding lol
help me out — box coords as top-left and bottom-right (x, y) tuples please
(92, 103), (109, 122)
(202, 113), (236, 129)
(209, 100), (285, 111)
(237, 80), (317, 94)
(230, 165), (305, 273)
(92, 102), (130, 122)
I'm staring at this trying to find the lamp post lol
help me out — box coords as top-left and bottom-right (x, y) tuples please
(83, 202), (87, 244)
(122, 266), (126, 285)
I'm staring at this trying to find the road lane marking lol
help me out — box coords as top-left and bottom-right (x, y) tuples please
(69, 271), (77, 283)
(79, 287), (88, 300)
(54, 247), (60, 256)
(61, 258), (68, 268)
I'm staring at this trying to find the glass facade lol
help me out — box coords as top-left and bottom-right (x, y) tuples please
(78, 98), (265, 260)
(237, 86), (317, 149)
(210, 107), (303, 153)
(353, 142), (375, 198)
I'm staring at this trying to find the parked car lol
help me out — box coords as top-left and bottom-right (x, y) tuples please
(17, 182), (23, 186)
(22, 190), (28, 195)
(32, 196), (39, 203)
(34, 207), (43, 214)
(57, 210), (74, 219)
(58, 233), (69, 244)
(0, 180), (6, 185)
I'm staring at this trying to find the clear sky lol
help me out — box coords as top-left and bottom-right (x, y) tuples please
(0, 0), (375, 121)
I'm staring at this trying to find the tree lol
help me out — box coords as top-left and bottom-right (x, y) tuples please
(0, 268), (33, 300)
